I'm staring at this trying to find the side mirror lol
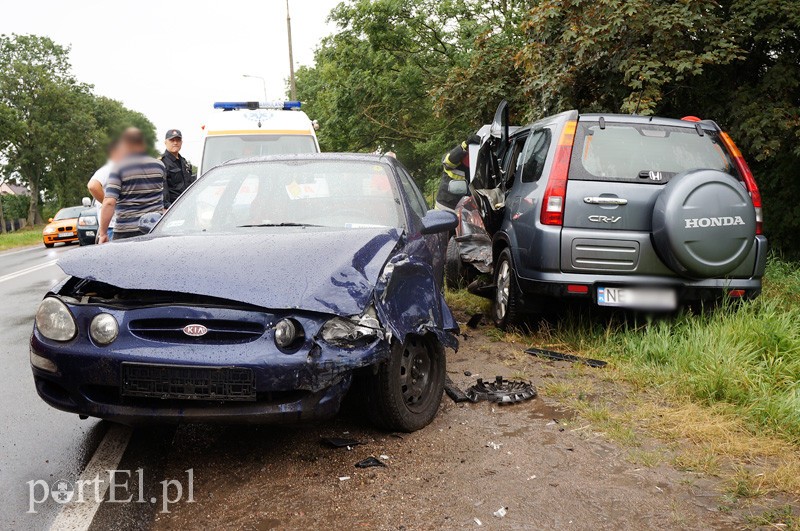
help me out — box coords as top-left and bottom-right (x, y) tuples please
(81, 197), (91, 207)
(138, 212), (163, 234)
(447, 179), (469, 196)
(420, 210), (458, 235)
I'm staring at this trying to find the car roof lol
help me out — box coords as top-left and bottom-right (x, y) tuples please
(578, 112), (719, 129)
(217, 153), (399, 168)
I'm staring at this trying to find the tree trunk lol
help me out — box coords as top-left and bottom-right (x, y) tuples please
(27, 179), (39, 226)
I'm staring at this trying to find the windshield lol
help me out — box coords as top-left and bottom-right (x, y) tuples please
(570, 123), (738, 182)
(157, 160), (404, 235)
(201, 135), (317, 173)
(54, 207), (85, 221)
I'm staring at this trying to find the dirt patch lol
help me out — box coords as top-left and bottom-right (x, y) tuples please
(152, 321), (795, 530)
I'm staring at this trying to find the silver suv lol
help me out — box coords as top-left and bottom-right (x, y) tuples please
(473, 103), (766, 328)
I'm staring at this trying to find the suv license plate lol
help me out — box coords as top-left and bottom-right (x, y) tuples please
(597, 287), (677, 310)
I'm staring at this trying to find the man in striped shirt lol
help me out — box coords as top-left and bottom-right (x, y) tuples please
(98, 128), (166, 243)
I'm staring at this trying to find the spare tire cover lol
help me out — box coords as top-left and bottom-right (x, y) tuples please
(652, 169), (756, 278)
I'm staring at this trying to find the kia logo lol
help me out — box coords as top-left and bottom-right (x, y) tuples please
(182, 324), (208, 337)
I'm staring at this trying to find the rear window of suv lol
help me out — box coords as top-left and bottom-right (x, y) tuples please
(569, 122), (739, 183)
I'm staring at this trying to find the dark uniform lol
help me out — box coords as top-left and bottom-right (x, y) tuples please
(160, 129), (195, 208)
(435, 139), (472, 212)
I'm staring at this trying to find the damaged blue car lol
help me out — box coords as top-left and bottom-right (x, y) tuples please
(30, 154), (459, 432)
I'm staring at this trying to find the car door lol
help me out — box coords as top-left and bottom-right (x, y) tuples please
(504, 127), (554, 269)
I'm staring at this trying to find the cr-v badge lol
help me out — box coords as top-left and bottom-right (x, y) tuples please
(588, 215), (621, 224)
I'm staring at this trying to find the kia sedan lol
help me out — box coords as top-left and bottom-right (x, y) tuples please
(30, 154), (459, 432)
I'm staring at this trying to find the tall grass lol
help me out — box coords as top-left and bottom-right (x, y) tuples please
(0, 225), (45, 251)
(547, 259), (800, 443)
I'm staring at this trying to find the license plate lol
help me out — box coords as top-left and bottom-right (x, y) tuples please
(59, 232), (74, 238)
(85, 231), (95, 237)
(597, 286), (677, 310)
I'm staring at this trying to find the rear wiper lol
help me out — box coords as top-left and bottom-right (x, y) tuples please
(237, 223), (322, 228)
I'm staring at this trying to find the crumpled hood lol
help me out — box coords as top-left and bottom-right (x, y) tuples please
(58, 228), (401, 316)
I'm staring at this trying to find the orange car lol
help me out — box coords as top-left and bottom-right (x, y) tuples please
(42, 206), (86, 248)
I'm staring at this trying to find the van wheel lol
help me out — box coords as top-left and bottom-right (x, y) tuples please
(493, 248), (521, 329)
(445, 236), (464, 289)
(365, 336), (445, 433)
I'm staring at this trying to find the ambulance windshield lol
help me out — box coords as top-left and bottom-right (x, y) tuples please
(202, 134), (317, 174)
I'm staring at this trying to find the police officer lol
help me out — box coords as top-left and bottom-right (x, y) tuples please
(160, 129), (195, 208)
(435, 135), (481, 212)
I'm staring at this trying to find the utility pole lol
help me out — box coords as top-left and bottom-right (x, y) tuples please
(286, 0), (297, 100)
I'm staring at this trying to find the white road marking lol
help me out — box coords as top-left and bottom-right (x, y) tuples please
(0, 260), (58, 284)
(49, 424), (133, 531)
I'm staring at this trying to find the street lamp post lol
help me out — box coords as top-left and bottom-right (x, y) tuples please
(242, 74), (267, 101)
(286, 0), (297, 100)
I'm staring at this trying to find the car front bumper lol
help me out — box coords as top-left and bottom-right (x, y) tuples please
(43, 233), (79, 245)
(30, 304), (391, 425)
(77, 227), (97, 245)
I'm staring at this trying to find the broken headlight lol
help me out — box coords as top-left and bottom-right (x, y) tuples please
(320, 307), (384, 347)
(35, 297), (77, 342)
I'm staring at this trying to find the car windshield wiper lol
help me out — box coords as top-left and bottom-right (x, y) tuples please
(237, 223), (322, 228)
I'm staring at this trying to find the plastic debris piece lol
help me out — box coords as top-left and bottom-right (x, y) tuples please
(526, 347), (607, 368)
(466, 313), (483, 329)
(466, 376), (537, 404)
(464, 370), (472, 377)
(493, 507), (508, 518)
(486, 442), (502, 450)
(338, 476), (351, 481)
(322, 437), (362, 449)
(473, 517), (483, 526)
(444, 376), (470, 403)
(355, 456), (386, 468)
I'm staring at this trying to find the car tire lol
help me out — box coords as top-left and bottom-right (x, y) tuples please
(365, 336), (445, 433)
(44, 243), (54, 248)
(493, 248), (522, 330)
(445, 236), (464, 289)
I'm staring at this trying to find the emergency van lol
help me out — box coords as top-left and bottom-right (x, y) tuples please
(198, 101), (320, 175)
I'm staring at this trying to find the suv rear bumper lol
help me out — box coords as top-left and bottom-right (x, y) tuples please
(515, 234), (767, 304)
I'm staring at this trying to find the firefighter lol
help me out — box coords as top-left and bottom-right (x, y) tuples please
(435, 135), (481, 212)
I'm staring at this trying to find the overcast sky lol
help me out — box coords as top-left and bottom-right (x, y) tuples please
(0, 0), (343, 162)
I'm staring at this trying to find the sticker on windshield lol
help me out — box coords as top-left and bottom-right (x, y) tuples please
(164, 219), (185, 228)
(285, 178), (330, 200)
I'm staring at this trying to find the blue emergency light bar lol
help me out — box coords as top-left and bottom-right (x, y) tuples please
(213, 101), (302, 110)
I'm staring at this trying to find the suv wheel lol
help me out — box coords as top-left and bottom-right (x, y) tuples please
(365, 336), (445, 432)
(445, 236), (464, 289)
(493, 248), (521, 329)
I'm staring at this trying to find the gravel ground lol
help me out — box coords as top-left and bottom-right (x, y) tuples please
(148, 316), (779, 530)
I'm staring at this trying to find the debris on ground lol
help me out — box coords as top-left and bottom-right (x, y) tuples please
(466, 376), (537, 404)
(322, 437), (363, 449)
(486, 442), (502, 450)
(473, 517), (483, 526)
(466, 313), (483, 329)
(338, 476), (351, 481)
(526, 347), (608, 368)
(444, 376), (471, 403)
(464, 370), (472, 377)
(355, 456), (386, 469)
(493, 507), (508, 518)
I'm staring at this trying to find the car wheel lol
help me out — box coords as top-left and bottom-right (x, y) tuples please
(493, 248), (521, 330)
(44, 243), (54, 248)
(445, 236), (464, 289)
(366, 336), (445, 432)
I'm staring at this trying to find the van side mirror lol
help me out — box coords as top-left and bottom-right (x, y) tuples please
(447, 179), (469, 196)
(420, 210), (458, 235)
(138, 212), (163, 234)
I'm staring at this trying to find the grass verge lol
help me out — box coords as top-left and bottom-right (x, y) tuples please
(0, 226), (44, 251)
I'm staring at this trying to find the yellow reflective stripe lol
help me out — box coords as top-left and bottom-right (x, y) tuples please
(444, 167), (465, 180)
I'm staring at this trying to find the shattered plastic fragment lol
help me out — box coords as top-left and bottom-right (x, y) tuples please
(466, 313), (483, 329)
(493, 507), (508, 518)
(486, 442), (502, 450)
(473, 517), (483, 526)
(338, 476), (351, 481)
(355, 456), (386, 468)
(526, 347), (607, 368)
(444, 376), (470, 403)
(322, 437), (362, 449)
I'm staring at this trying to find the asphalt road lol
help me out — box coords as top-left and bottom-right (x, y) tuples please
(0, 243), (108, 530)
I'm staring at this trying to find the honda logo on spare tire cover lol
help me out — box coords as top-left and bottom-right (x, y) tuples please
(652, 169), (756, 279)
(182, 324), (208, 337)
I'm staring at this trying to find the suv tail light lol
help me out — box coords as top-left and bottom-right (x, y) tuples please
(719, 132), (763, 235)
(540, 120), (577, 226)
